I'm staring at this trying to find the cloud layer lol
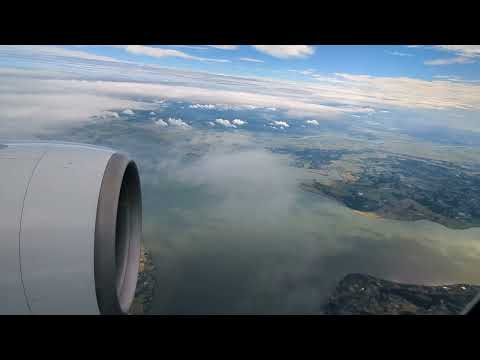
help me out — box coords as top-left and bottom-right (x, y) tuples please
(2, 52), (480, 136)
(252, 45), (315, 59)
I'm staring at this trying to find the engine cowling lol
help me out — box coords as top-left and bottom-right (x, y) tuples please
(0, 142), (142, 314)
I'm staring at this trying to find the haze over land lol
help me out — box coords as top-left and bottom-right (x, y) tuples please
(1, 45), (480, 313)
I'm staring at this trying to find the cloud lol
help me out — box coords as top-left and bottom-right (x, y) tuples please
(122, 108), (135, 115)
(421, 45), (480, 66)
(120, 45), (231, 63)
(252, 45), (315, 59)
(0, 45), (121, 63)
(167, 117), (191, 128)
(154, 118), (169, 127)
(189, 104), (216, 109)
(433, 45), (480, 58)
(386, 51), (414, 57)
(207, 121), (216, 126)
(2, 61), (480, 136)
(174, 45), (209, 50)
(215, 118), (237, 128)
(99, 111), (119, 119)
(232, 119), (247, 126)
(425, 56), (475, 66)
(208, 45), (239, 50)
(239, 57), (264, 63)
(322, 72), (480, 112)
(0, 77), (145, 135)
(306, 119), (319, 125)
(289, 69), (316, 75)
(270, 120), (290, 128)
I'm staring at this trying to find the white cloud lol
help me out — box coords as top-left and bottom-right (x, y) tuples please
(252, 45), (315, 59)
(215, 118), (237, 128)
(3, 62), (480, 136)
(189, 103), (216, 109)
(174, 45), (209, 50)
(423, 46), (480, 66)
(120, 45), (231, 63)
(289, 69), (316, 75)
(154, 118), (169, 127)
(122, 108), (135, 115)
(99, 111), (119, 119)
(0, 77), (145, 135)
(167, 117), (191, 128)
(207, 121), (216, 126)
(208, 45), (239, 50)
(150, 111), (156, 115)
(386, 51), (414, 57)
(270, 120), (289, 128)
(306, 119), (319, 125)
(239, 57), (264, 63)
(232, 119), (247, 126)
(425, 56), (475, 66)
(0, 45), (121, 63)
(433, 45), (480, 58)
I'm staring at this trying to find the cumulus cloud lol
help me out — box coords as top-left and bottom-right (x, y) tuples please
(232, 119), (247, 126)
(99, 111), (119, 119)
(207, 121), (216, 126)
(167, 117), (191, 128)
(122, 108), (135, 115)
(270, 121), (290, 128)
(154, 118), (169, 127)
(306, 119), (319, 125)
(189, 104), (216, 109)
(252, 45), (315, 59)
(215, 118), (237, 128)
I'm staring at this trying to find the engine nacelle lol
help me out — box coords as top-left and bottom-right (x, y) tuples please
(0, 142), (142, 314)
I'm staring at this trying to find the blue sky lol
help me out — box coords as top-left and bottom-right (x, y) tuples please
(62, 45), (480, 81)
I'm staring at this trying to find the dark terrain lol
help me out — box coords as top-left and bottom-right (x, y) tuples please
(129, 245), (156, 315)
(271, 147), (355, 168)
(299, 152), (480, 229)
(323, 273), (480, 315)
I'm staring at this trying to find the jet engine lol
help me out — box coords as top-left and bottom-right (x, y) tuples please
(0, 142), (142, 314)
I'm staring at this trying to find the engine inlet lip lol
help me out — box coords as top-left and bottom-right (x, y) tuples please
(94, 153), (142, 315)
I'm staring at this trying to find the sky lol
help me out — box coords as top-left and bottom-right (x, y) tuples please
(0, 45), (480, 136)
(3, 45), (480, 81)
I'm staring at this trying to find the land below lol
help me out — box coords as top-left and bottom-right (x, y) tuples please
(279, 147), (480, 229)
(323, 273), (479, 315)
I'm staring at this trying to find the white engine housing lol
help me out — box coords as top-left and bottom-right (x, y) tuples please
(0, 142), (142, 314)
